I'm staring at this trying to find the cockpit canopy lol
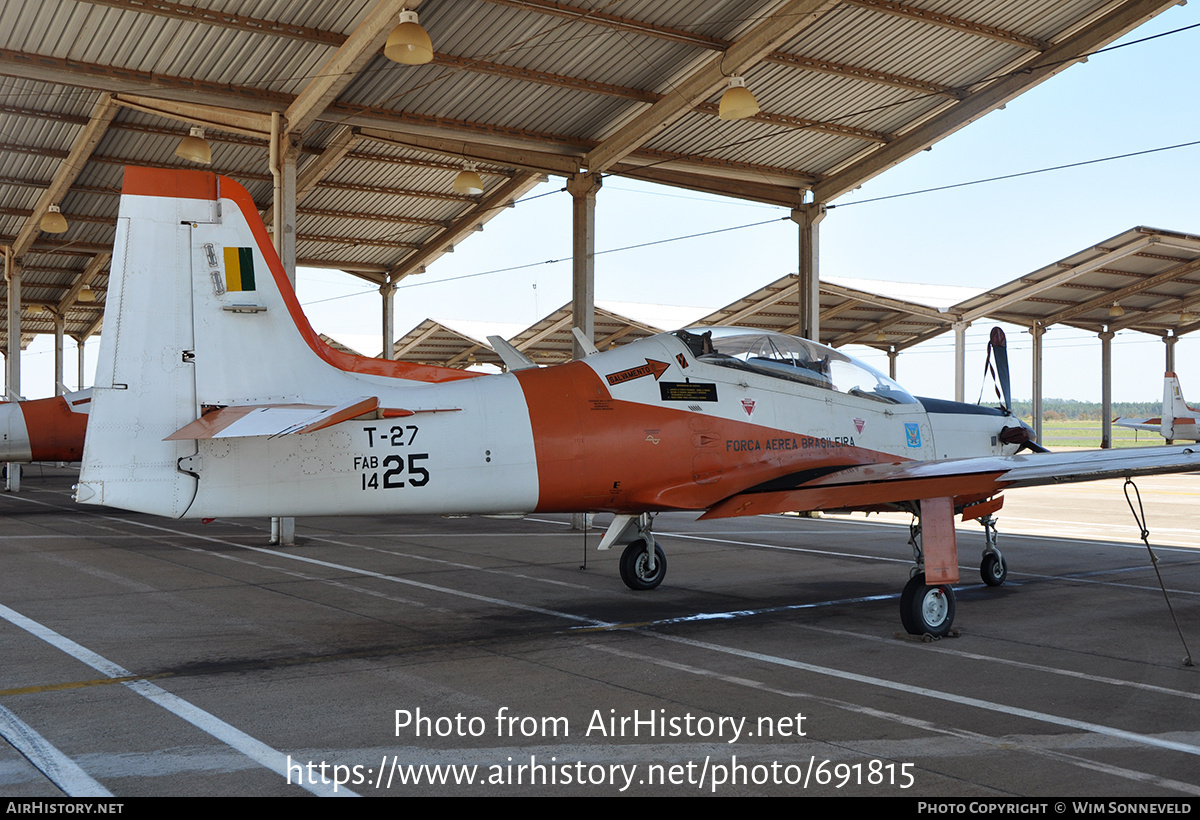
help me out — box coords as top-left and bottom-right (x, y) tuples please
(674, 327), (917, 405)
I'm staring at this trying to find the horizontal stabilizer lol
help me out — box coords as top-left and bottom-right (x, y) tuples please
(164, 398), (465, 440)
(488, 335), (538, 371)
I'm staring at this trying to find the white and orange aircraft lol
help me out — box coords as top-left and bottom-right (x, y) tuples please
(74, 168), (1200, 637)
(1, 389), (91, 464)
(1115, 372), (1200, 442)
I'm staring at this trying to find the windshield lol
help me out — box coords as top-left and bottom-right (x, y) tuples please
(675, 327), (917, 405)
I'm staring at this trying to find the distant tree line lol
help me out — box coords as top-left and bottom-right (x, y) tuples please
(1009, 399), (1158, 421)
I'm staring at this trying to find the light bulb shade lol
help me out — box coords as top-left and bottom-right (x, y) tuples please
(719, 77), (759, 120)
(176, 126), (212, 164)
(78, 284), (95, 303)
(385, 11), (433, 64)
(452, 162), (484, 195)
(1182, 311), (1195, 324)
(1108, 303), (1125, 318)
(40, 204), (68, 233)
(26, 304), (44, 315)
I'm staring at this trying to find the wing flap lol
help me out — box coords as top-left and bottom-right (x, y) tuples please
(701, 445), (1200, 519)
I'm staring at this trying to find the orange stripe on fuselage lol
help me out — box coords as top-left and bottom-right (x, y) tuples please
(514, 361), (901, 514)
(19, 396), (88, 461)
(120, 167), (478, 385)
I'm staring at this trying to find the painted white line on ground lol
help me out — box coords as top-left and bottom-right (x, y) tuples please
(0, 703), (113, 797)
(591, 644), (1200, 796)
(10, 497), (1198, 772)
(107, 513), (1200, 762)
(0, 603), (356, 797)
(648, 631), (1200, 758)
(791, 623), (1200, 703)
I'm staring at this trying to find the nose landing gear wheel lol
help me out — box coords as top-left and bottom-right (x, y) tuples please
(980, 552), (1007, 586)
(900, 572), (955, 637)
(620, 539), (667, 590)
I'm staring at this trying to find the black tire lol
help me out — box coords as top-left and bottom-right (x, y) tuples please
(901, 572), (955, 637)
(980, 552), (1007, 587)
(619, 539), (667, 590)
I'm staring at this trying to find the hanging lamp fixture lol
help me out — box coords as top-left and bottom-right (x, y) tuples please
(176, 126), (212, 164)
(40, 204), (68, 233)
(452, 162), (484, 195)
(718, 76), (760, 120)
(385, 10), (433, 64)
(1108, 302), (1125, 318)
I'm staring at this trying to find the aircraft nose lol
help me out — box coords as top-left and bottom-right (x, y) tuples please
(0, 400), (33, 462)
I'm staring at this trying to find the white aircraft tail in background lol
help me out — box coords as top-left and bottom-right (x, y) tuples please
(1114, 372), (1200, 443)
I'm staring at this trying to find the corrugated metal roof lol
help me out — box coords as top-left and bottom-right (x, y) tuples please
(0, 0), (1184, 355)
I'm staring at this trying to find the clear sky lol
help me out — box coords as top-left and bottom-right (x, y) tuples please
(14, 3), (1200, 405)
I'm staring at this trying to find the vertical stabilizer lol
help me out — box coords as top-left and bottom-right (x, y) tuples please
(77, 167), (481, 518)
(1160, 372), (1192, 442)
(76, 168), (206, 516)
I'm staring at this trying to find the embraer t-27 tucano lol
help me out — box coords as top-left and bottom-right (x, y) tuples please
(75, 168), (1200, 637)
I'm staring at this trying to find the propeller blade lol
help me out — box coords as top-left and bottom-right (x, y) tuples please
(988, 327), (1013, 412)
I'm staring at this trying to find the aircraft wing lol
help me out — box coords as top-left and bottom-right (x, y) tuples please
(700, 444), (1200, 519)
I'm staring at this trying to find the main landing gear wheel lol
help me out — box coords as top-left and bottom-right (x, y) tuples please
(620, 538), (667, 591)
(980, 552), (1008, 587)
(900, 573), (955, 637)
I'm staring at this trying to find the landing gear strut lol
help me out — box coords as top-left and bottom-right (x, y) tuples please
(599, 513), (669, 591)
(902, 502), (957, 637)
(978, 514), (1007, 586)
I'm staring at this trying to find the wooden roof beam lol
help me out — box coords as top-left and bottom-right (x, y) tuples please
(386, 171), (545, 282)
(830, 313), (907, 347)
(56, 252), (110, 316)
(584, 0), (838, 174)
(11, 94), (117, 259)
(956, 235), (1160, 323)
(842, 0), (1049, 50)
(264, 125), (362, 227)
(821, 281), (952, 322)
(1041, 256), (1200, 328)
(284, 0), (409, 136)
(812, 0), (1182, 203)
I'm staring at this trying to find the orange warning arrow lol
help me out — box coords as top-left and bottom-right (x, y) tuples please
(605, 359), (670, 386)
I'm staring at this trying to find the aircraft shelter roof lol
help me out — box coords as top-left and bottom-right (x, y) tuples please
(692, 227), (1200, 353)
(949, 226), (1200, 343)
(390, 226), (1200, 369)
(0, 0), (1185, 356)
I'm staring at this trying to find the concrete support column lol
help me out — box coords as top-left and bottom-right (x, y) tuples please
(1099, 329), (1114, 449)
(566, 172), (601, 361)
(567, 172), (601, 530)
(790, 203), (826, 342)
(887, 347), (897, 380)
(1165, 332), (1177, 374)
(6, 250), (20, 491)
(270, 516), (296, 546)
(271, 114), (299, 542)
(953, 321), (970, 403)
(271, 114), (300, 288)
(76, 336), (87, 391)
(53, 313), (65, 396)
(381, 280), (396, 360)
(5, 251), (19, 400)
(1031, 324), (1044, 444)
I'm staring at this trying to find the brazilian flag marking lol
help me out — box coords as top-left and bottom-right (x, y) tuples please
(224, 247), (256, 292)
